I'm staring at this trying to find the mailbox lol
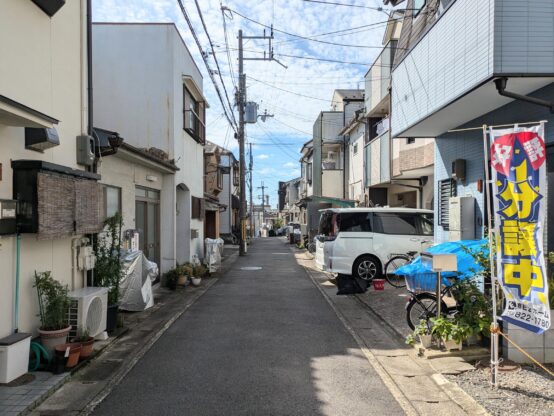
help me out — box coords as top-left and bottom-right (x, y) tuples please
(421, 252), (457, 272)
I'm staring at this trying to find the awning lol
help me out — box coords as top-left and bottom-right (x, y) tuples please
(0, 95), (58, 128)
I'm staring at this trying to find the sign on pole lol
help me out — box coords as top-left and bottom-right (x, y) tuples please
(490, 123), (550, 333)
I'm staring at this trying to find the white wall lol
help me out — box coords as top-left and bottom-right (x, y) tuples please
(348, 124), (365, 202)
(0, 0), (86, 337)
(93, 23), (205, 262)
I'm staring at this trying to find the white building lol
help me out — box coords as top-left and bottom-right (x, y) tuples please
(93, 23), (208, 272)
(0, 0), (92, 337)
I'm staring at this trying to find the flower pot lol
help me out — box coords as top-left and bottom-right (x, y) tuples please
(106, 305), (119, 333)
(418, 334), (433, 349)
(443, 339), (462, 351)
(177, 275), (188, 286)
(55, 343), (82, 368)
(373, 279), (385, 291)
(39, 325), (71, 358)
(71, 337), (95, 359)
(191, 277), (202, 287)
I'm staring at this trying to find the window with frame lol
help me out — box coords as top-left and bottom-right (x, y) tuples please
(338, 212), (371, 232)
(104, 185), (121, 217)
(183, 85), (205, 143)
(406, 137), (416, 145)
(233, 164), (239, 187)
(413, 0), (426, 17)
(438, 178), (456, 229)
(372, 212), (418, 235)
(191, 196), (205, 220)
(353, 143), (359, 154)
(307, 162), (313, 183)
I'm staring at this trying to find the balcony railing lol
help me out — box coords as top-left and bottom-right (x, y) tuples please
(184, 109), (205, 144)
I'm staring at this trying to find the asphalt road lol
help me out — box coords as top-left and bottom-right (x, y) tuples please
(92, 238), (404, 416)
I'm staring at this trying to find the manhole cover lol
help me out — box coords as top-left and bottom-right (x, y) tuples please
(240, 266), (263, 271)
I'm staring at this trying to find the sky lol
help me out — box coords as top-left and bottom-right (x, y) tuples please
(93, 0), (393, 208)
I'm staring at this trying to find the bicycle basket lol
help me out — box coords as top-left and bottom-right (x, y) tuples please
(405, 273), (438, 293)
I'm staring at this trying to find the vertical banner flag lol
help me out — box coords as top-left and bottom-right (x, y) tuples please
(490, 124), (550, 333)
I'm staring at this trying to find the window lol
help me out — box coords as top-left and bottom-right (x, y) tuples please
(183, 86), (205, 143)
(438, 179), (456, 229)
(373, 212), (418, 235)
(418, 213), (434, 236)
(104, 185), (121, 217)
(406, 137), (416, 145)
(338, 212), (371, 232)
(307, 162), (313, 183)
(353, 143), (359, 154)
(413, 0), (426, 17)
(191, 196), (205, 219)
(233, 163), (239, 187)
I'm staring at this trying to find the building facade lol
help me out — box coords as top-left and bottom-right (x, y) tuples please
(93, 23), (207, 271)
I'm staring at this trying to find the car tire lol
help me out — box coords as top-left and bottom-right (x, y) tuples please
(353, 255), (381, 281)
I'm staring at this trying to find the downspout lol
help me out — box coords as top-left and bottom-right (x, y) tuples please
(388, 84), (393, 205)
(14, 234), (20, 333)
(494, 77), (554, 113)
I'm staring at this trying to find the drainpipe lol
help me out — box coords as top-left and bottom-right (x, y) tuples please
(14, 234), (20, 333)
(494, 77), (554, 113)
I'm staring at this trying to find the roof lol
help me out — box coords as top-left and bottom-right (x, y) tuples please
(318, 207), (433, 214)
(332, 89), (364, 101)
(119, 142), (179, 172)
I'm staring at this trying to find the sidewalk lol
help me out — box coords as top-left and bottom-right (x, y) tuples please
(291, 244), (488, 416)
(0, 248), (239, 416)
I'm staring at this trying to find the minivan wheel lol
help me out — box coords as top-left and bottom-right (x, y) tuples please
(353, 255), (381, 281)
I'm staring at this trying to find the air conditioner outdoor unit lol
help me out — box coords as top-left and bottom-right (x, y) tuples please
(67, 287), (108, 338)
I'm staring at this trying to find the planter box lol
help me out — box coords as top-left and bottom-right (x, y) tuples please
(502, 312), (554, 364)
(0, 333), (31, 383)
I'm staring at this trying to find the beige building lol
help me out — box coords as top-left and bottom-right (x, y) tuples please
(0, 0), (92, 337)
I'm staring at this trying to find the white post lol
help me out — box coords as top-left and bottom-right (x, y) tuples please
(482, 125), (499, 388)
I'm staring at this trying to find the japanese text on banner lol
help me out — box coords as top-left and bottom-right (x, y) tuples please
(490, 124), (550, 333)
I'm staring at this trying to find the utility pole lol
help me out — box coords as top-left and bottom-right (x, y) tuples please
(235, 24), (285, 256)
(257, 182), (268, 226)
(249, 142), (254, 238)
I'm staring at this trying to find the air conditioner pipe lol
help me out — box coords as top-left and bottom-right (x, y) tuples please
(14, 234), (21, 333)
(494, 77), (554, 113)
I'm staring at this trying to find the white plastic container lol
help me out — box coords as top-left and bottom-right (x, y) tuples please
(0, 332), (31, 383)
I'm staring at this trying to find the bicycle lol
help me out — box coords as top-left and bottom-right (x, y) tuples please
(384, 251), (418, 288)
(406, 273), (463, 330)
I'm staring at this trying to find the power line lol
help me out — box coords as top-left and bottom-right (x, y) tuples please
(227, 8), (403, 50)
(176, 0), (237, 133)
(248, 76), (332, 102)
(220, 1), (237, 89)
(192, 0), (237, 129)
(302, 0), (387, 11)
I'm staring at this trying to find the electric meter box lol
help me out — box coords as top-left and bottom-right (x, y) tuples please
(0, 200), (17, 235)
(421, 252), (457, 272)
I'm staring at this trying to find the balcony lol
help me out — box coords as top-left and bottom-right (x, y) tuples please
(364, 132), (390, 187)
(365, 40), (396, 117)
(321, 170), (344, 199)
(391, 0), (554, 138)
(184, 109), (205, 144)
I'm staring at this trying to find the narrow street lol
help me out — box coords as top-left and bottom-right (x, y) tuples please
(91, 239), (404, 416)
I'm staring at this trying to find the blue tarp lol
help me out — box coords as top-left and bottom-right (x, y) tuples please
(395, 239), (488, 281)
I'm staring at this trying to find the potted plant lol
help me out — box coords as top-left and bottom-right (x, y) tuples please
(177, 264), (193, 286)
(191, 264), (207, 287)
(34, 271), (71, 357)
(164, 268), (180, 290)
(405, 320), (433, 349)
(95, 213), (124, 332)
(71, 329), (94, 359)
(431, 318), (469, 351)
(55, 343), (81, 368)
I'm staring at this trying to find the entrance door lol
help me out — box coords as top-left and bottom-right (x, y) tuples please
(135, 187), (160, 268)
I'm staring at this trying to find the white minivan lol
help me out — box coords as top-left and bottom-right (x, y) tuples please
(316, 208), (434, 279)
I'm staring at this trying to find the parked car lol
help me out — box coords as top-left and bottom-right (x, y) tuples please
(315, 208), (434, 280)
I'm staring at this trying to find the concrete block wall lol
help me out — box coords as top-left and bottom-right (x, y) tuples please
(503, 320), (554, 364)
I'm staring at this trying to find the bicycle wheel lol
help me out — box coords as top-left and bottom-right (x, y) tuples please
(406, 293), (448, 330)
(384, 255), (409, 288)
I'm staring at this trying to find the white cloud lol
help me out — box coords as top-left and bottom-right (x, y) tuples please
(257, 154), (270, 160)
(283, 161), (296, 168)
